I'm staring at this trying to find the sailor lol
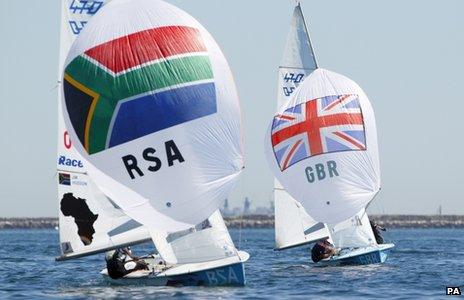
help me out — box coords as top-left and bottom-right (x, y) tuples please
(105, 247), (149, 279)
(370, 220), (386, 244)
(311, 239), (339, 263)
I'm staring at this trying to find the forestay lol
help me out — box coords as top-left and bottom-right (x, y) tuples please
(56, 0), (152, 260)
(274, 3), (329, 249)
(266, 68), (381, 224)
(61, 0), (244, 231)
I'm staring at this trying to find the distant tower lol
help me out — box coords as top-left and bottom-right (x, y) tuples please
(269, 200), (275, 214)
(438, 205), (442, 216)
(223, 199), (230, 216)
(243, 197), (251, 215)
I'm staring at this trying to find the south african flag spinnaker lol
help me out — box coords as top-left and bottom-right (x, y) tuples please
(64, 26), (216, 154)
(61, 0), (243, 230)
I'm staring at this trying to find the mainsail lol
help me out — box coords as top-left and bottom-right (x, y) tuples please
(274, 4), (329, 250)
(56, 0), (152, 260)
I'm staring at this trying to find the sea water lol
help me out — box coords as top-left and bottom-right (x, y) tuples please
(0, 228), (462, 299)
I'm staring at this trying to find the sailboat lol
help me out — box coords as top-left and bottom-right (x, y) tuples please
(56, 0), (248, 285)
(268, 3), (394, 266)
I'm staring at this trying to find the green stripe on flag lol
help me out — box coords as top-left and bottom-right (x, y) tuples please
(65, 55), (214, 154)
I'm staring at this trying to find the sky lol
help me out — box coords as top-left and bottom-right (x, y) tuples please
(0, 0), (463, 217)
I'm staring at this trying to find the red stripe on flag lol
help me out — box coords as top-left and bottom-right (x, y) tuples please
(324, 95), (351, 111)
(333, 132), (365, 149)
(283, 139), (302, 170)
(85, 26), (206, 74)
(276, 114), (295, 121)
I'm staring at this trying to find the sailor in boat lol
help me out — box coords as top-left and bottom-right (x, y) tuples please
(370, 221), (386, 244)
(311, 239), (340, 263)
(105, 247), (150, 279)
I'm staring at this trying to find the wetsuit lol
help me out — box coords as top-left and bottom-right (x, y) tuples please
(370, 221), (384, 244)
(105, 249), (147, 279)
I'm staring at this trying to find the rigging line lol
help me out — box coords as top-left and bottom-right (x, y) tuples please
(50, 80), (61, 93)
(238, 176), (244, 250)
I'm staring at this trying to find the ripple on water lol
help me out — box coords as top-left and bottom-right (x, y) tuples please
(0, 228), (462, 299)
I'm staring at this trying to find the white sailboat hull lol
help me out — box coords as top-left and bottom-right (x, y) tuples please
(317, 243), (395, 266)
(101, 251), (249, 286)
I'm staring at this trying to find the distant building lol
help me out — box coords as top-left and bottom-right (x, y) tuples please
(254, 206), (272, 215)
(243, 197), (251, 215)
(232, 207), (242, 217)
(221, 199), (231, 217)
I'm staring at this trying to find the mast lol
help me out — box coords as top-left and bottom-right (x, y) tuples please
(297, 2), (318, 68)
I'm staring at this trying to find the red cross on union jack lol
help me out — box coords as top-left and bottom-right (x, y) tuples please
(271, 94), (367, 171)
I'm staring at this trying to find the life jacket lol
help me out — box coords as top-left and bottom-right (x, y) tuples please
(106, 249), (131, 279)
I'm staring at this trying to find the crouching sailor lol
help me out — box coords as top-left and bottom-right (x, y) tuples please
(311, 239), (340, 263)
(105, 247), (149, 279)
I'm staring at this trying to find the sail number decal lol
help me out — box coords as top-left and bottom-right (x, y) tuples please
(282, 72), (305, 97)
(283, 73), (304, 83)
(67, 0), (105, 35)
(69, 0), (103, 15)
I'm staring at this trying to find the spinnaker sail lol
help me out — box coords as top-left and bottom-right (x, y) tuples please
(266, 67), (381, 224)
(61, 0), (244, 231)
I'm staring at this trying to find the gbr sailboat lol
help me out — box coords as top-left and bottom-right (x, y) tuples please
(269, 3), (394, 265)
(56, 0), (248, 285)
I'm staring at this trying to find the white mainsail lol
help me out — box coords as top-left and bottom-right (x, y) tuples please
(57, 0), (152, 261)
(274, 3), (329, 250)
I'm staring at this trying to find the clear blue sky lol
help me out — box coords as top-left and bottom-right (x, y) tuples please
(1, 0), (463, 217)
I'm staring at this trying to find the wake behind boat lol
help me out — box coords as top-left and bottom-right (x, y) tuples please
(55, 0), (248, 286)
(267, 2), (394, 266)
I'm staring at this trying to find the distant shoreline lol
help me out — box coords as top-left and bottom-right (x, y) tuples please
(2, 215), (464, 229)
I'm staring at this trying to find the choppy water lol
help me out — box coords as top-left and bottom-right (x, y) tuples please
(0, 228), (462, 299)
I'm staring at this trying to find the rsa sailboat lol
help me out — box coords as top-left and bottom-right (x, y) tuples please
(56, 0), (248, 285)
(268, 3), (394, 266)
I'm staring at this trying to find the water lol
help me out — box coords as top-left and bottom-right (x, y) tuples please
(0, 228), (462, 299)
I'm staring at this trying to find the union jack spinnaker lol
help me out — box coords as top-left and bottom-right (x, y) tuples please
(265, 68), (380, 224)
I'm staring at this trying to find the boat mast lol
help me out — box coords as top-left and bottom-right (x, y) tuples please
(296, 1), (319, 68)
